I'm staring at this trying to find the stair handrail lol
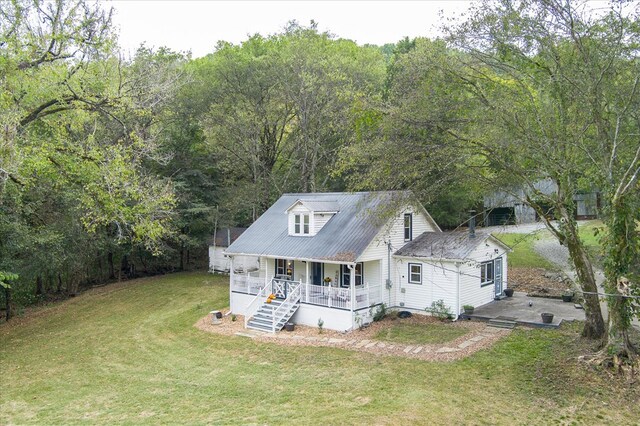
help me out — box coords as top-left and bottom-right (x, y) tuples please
(271, 280), (302, 332)
(244, 280), (272, 328)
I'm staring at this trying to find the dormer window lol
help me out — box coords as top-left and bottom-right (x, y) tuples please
(294, 214), (310, 235)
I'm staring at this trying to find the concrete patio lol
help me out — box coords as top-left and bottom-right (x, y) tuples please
(464, 292), (585, 328)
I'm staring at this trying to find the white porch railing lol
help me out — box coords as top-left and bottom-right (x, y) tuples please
(232, 271), (264, 295)
(271, 281), (302, 332)
(244, 281), (270, 328)
(300, 282), (381, 310)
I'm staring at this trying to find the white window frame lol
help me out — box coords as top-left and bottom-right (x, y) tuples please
(408, 263), (422, 284)
(341, 263), (363, 288)
(480, 261), (494, 287)
(293, 214), (310, 235)
(404, 213), (413, 241)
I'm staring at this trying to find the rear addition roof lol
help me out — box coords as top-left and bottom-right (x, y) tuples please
(394, 229), (510, 261)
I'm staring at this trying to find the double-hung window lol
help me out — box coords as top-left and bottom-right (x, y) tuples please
(480, 261), (494, 286)
(294, 214), (310, 235)
(341, 263), (363, 287)
(404, 213), (413, 241)
(276, 259), (294, 278)
(408, 263), (422, 284)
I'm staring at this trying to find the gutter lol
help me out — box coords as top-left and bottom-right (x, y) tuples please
(222, 252), (358, 266)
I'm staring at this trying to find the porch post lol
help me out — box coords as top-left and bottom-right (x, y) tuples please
(264, 257), (269, 289)
(305, 261), (310, 303)
(350, 264), (356, 312)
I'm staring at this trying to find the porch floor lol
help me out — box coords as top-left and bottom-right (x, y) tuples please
(464, 292), (585, 328)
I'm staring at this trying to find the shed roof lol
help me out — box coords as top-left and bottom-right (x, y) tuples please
(209, 227), (247, 248)
(225, 191), (417, 263)
(394, 229), (509, 261)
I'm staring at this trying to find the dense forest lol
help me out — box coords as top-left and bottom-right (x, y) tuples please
(1, 0), (639, 365)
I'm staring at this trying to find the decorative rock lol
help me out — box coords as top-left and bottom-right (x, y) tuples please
(470, 335), (485, 342)
(403, 346), (414, 353)
(377, 342), (386, 348)
(412, 346), (423, 354)
(436, 347), (458, 353)
(365, 342), (377, 348)
(458, 340), (475, 349)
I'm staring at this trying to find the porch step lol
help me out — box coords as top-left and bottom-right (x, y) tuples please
(488, 318), (517, 329)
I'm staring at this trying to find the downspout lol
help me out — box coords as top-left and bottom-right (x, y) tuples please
(455, 262), (461, 321)
(386, 240), (392, 306)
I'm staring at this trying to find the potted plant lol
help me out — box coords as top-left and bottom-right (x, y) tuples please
(284, 322), (295, 332)
(324, 277), (332, 285)
(562, 290), (573, 303)
(541, 312), (554, 324)
(504, 288), (514, 297)
(463, 304), (475, 315)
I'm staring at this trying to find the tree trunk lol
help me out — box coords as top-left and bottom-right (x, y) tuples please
(179, 243), (185, 271)
(602, 196), (638, 360)
(557, 205), (606, 339)
(36, 275), (43, 296)
(57, 273), (63, 293)
(107, 252), (115, 279)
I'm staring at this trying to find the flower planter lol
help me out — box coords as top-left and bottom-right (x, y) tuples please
(504, 288), (514, 297)
(284, 322), (295, 332)
(562, 294), (573, 303)
(541, 313), (554, 324)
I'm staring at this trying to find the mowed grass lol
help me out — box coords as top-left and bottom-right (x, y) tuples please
(374, 322), (468, 345)
(493, 232), (557, 270)
(2, 272), (639, 424)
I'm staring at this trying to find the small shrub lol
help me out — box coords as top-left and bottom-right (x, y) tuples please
(427, 299), (452, 321)
(462, 304), (474, 311)
(318, 317), (324, 334)
(231, 314), (237, 322)
(370, 303), (387, 322)
(354, 313), (364, 330)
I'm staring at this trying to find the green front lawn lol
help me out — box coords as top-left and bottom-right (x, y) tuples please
(1, 272), (638, 424)
(374, 321), (468, 345)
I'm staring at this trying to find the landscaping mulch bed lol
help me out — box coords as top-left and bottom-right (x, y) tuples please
(195, 310), (510, 362)
(509, 267), (573, 298)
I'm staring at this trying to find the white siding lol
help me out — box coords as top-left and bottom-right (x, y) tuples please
(313, 212), (334, 234)
(394, 257), (458, 315)
(288, 204), (312, 236)
(211, 247), (259, 273)
(290, 304), (353, 331)
(358, 204), (439, 308)
(458, 238), (508, 313)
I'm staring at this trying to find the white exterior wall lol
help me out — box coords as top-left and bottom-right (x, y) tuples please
(210, 247), (259, 273)
(289, 304), (353, 332)
(359, 204), (439, 308)
(313, 213), (334, 234)
(394, 257), (459, 315)
(459, 238), (509, 313)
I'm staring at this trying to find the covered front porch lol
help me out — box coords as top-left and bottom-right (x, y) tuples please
(230, 256), (383, 311)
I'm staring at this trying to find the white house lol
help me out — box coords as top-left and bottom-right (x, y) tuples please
(208, 227), (259, 273)
(224, 191), (509, 332)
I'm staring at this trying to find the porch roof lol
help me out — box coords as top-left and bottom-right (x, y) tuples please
(225, 192), (403, 262)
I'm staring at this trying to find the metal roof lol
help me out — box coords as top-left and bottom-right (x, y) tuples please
(394, 229), (507, 260)
(286, 199), (340, 213)
(225, 192), (404, 262)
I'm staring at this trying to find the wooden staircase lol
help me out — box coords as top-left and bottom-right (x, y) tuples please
(246, 298), (300, 332)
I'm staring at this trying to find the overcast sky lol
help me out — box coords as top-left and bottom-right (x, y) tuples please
(107, 1), (474, 58)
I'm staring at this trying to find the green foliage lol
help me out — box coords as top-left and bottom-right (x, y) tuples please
(370, 303), (387, 322)
(427, 299), (452, 321)
(317, 317), (324, 334)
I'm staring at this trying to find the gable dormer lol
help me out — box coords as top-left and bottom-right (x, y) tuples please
(286, 199), (339, 236)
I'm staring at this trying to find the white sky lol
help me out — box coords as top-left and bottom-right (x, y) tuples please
(107, 1), (474, 58)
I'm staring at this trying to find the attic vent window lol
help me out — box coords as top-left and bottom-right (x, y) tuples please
(294, 214), (310, 235)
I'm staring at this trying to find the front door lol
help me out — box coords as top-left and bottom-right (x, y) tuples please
(311, 262), (323, 285)
(494, 257), (503, 297)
